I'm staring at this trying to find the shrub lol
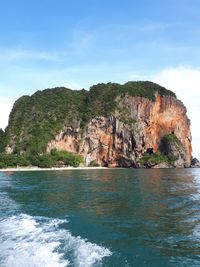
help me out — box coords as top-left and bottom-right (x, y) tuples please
(36, 154), (54, 168)
(0, 162), (6, 169)
(16, 156), (30, 166)
(140, 150), (170, 167)
(51, 149), (84, 167)
(0, 150), (84, 168)
(89, 160), (100, 167)
(161, 133), (181, 147)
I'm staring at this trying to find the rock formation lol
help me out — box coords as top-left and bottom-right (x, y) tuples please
(2, 81), (192, 168)
(47, 94), (192, 167)
(191, 158), (200, 168)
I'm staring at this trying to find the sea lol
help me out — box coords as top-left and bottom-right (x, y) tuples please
(0, 168), (200, 267)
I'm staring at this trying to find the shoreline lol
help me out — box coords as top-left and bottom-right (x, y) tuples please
(0, 166), (110, 172)
(0, 166), (198, 172)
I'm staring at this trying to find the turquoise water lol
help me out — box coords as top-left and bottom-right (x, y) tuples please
(0, 169), (200, 266)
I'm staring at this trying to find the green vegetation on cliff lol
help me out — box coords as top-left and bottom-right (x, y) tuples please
(1, 81), (176, 156)
(0, 150), (84, 169)
(140, 151), (174, 168)
(89, 81), (176, 117)
(141, 133), (182, 168)
(160, 133), (182, 148)
(5, 88), (87, 155)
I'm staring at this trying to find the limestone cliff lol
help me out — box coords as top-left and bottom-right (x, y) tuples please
(47, 94), (191, 167)
(3, 82), (192, 167)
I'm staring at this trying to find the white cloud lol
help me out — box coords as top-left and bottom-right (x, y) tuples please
(152, 66), (200, 158)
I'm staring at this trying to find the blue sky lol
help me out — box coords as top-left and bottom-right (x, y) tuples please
(0, 0), (200, 157)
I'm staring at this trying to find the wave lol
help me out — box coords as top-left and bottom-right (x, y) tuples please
(0, 175), (20, 217)
(0, 214), (111, 267)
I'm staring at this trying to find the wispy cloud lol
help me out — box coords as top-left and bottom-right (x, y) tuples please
(71, 28), (95, 55)
(116, 22), (171, 35)
(0, 48), (63, 62)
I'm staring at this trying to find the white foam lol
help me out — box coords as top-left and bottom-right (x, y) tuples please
(64, 233), (111, 267)
(0, 214), (111, 267)
(0, 174), (20, 215)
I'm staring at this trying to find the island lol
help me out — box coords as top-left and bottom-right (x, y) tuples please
(0, 81), (195, 169)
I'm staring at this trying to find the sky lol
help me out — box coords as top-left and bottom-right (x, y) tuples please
(0, 0), (200, 158)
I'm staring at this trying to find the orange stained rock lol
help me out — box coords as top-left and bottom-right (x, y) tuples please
(47, 93), (192, 167)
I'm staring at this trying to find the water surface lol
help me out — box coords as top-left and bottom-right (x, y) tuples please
(0, 169), (200, 266)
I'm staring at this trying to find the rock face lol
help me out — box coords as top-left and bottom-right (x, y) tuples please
(152, 162), (171, 169)
(47, 94), (192, 167)
(191, 158), (200, 168)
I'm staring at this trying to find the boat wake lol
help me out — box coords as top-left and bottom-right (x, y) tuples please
(0, 214), (111, 267)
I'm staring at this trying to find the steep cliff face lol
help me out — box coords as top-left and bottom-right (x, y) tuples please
(47, 94), (192, 167)
(3, 81), (192, 167)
